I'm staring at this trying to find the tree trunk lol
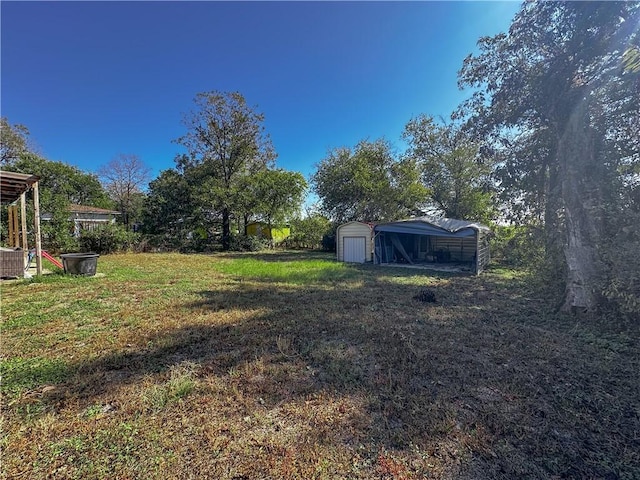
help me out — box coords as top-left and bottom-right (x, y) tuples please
(558, 101), (601, 312)
(222, 208), (231, 250)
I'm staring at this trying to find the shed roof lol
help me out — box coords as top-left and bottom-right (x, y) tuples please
(0, 170), (40, 204)
(374, 216), (490, 238)
(337, 221), (374, 230)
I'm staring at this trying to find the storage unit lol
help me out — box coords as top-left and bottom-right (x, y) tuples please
(336, 221), (373, 263)
(374, 216), (491, 274)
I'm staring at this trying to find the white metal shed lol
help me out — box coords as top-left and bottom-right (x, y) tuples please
(336, 221), (373, 263)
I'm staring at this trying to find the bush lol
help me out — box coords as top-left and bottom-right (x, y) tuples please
(228, 234), (269, 252)
(490, 224), (546, 268)
(321, 233), (336, 252)
(600, 222), (640, 321)
(289, 214), (332, 249)
(79, 224), (140, 254)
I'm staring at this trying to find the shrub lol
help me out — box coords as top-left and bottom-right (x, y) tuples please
(600, 221), (640, 321)
(228, 234), (268, 252)
(321, 233), (336, 252)
(79, 223), (140, 254)
(289, 214), (332, 249)
(490, 224), (545, 268)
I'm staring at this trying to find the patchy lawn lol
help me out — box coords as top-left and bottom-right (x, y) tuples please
(1, 251), (638, 479)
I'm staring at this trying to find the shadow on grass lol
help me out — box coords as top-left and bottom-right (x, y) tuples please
(23, 264), (640, 479)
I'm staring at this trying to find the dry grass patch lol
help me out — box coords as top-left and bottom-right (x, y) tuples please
(1, 251), (639, 479)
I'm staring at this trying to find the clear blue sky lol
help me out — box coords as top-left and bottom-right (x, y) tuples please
(2, 1), (521, 184)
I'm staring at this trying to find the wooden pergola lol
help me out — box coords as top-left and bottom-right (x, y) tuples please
(0, 170), (43, 275)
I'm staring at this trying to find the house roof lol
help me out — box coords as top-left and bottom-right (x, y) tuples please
(69, 204), (121, 215)
(374, 216), (490, 238)
(0, 170), (40, 204)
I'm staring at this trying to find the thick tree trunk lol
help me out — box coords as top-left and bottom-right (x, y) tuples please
(558, 102), (602, 312)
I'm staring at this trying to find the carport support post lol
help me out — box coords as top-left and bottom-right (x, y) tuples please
(33, 181), (42, 276)
(474, 231), (480, 275)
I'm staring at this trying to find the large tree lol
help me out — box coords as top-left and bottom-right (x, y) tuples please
(1, 117), (31, 166)
(403, 115), (494, 223)
(98, 154), (151, 229)
(174, 91), (276, 250)
(458, 1), (640, 312)
(142, 168), (194, 246)
(312, 139), (426, 224)
(11, 154), (112, 208)
(249, 169), (307, 235)
(7, 154), (113, 251)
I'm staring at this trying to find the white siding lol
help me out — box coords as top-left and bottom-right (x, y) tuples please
(337, 222), (373, 262)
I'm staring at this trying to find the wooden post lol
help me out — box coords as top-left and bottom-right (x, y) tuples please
(7, 206), (14, 247)
(20, 192), (29, 266)
(11, 205), (20, 247)
(32, 181), (43, 276)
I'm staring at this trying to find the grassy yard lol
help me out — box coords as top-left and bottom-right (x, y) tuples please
(1, 251), (638, 479)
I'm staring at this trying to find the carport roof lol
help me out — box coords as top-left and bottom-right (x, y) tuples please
(0, 170), (40, 204)
(374, 216), (491, 237)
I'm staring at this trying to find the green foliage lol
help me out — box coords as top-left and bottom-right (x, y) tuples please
(175, 91), (276, 250)
(458, 1), (640, 311)
(403, 115), (495, 222)
(312, 138), (427, 223)
(289, 214), (332, 249)
(1, 117), (30, 165)
(245, 169), (307, 228)
(142, 169), (193, 239)
(40, 205), (79, 253)
(79, 223), (140, 254)
(490, 225), (545, 269)
(321, 232), (336, 252)
(12, 154), (112, 207)
(228, 234), (269, 252)
(4, 154), (114, 252)
(601, 219), (640, 320)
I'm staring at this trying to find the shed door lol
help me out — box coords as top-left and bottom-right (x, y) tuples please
(343, 236), (366, 263)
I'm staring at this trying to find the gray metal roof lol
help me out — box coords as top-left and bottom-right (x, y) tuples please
(374, 216), (491, 237)
(409, 216), (491, 233)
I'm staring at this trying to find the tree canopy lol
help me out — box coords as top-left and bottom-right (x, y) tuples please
(174, 91), (276, 250)
(1, 117), (31, 166)
(312, 139), (426, 224)
(98, 154), (151, 229)
(142, 168), (194, 247)
(458, 1), (640, 312)
(248, 169), (307, 230)
(403, 115), (494, 223)
(5, 154), (113, 251)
